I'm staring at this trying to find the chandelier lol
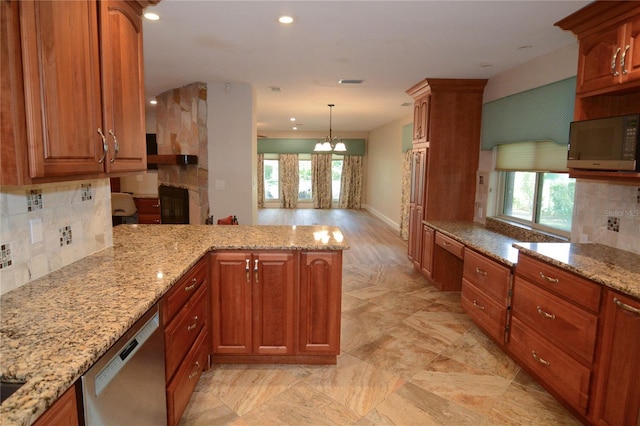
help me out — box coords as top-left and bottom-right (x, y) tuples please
(314, 104), (347, 152)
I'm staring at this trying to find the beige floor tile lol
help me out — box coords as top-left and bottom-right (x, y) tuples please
(340, 315), (392, 353)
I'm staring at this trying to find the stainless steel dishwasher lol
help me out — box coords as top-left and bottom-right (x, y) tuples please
(82, 304), (167, 425)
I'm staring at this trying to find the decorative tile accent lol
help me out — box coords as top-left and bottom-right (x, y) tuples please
(81, 183), (93, 201)
(27, 189), (43, 212)
(59, 225), (73, 246)
(607, 217), (620, 232)
(0, 243), (12, 269)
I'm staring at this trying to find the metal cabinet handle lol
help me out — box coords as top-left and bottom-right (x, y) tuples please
(245, 258), (250, 282)
(184, 278), (197, 292)
(152, 204), (160, 208)
(187, 315), (199, 331)
(621, 45), (631, 75)
(97, 128), (108, 163)
(539, 272), (559, 283)
(532, 350), (550, 367)
(442, 241), (451, 246)
(536, 306), (556, 320)
(612, 47), (622, 76)
(254, 259), (259, 283)
(475, 267), (487, 276)
(473, 300), (485, 311)
(614, 297), (640, 315)
(188, 361), (200, 380)
(109, 130), (119, 163)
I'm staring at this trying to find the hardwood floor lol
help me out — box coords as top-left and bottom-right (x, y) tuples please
(257, 208), (409, 265)
(180, 208), (579, 425)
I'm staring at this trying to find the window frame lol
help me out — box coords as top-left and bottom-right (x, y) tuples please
(497, 170), (574, 238)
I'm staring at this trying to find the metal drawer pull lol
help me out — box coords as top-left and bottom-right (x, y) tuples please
(536, 306), (556, 320)
(621, 45), (630, 75)
(539, 272), (559, 283)
(473, 300), (485, 311)
(442, 241), (451, 246)
(245, 258), (250, 282)
(614, 298), (640, 315)
(184, 278), (197, 292)
(612, 47), (621, 76)
(254, 259), (259, 283)
(109, 130), (119, 163)
(532, 351), (550, 367)
(475, 267), (487, 276)
(187, 316), (199, 331)
(97, 128), (108, 163)
(188, 361), (200, 380)
(152, 204), (160, 208)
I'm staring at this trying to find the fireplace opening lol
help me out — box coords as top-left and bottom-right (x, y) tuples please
(158, 185), (189, 224)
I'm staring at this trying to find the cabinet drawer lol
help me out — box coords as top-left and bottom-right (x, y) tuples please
(163, 259), (208, 324)
(435, 232), (464, 259)
(463, 249), (511, 304)
(461, 279), (508, 344)
(510, 317), (591, 413)
(516, 254), (601, 312)
(165, 285), (207, 380)
(512, 277), (598, 364)
(137, 213), (161, 224)
(134, 197), (160, 214)
(166, 328), (208, 426)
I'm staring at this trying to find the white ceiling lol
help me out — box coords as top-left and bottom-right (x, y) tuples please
(142, 0), (590, 133)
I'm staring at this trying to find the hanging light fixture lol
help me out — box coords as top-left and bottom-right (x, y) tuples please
(314, 104), (347, 152)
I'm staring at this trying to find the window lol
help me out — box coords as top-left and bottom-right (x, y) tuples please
(332, 157), (343, 201)
(501, 171), (575, 234)
(298, 156), (312, 201)
(263, 158), (279, 200)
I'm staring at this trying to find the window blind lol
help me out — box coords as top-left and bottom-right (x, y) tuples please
(495, 140), (568, 172)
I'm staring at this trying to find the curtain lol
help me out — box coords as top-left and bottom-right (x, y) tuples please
(338, 156), (363, 209)
(399, 150), (412, 240)
(279, 154), (299, 208)
(257, 153), (264, 208)
(312, 153), (332, 209)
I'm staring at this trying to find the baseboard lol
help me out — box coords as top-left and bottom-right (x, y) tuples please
(362, 204), (400, 233)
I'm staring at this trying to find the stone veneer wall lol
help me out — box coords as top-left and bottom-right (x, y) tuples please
(0, 179), (112, 295)
(155, 82), (209, 224)
(572, 181), (640, 255)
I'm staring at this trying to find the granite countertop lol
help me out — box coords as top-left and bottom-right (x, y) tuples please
(514, 242), (640, 299)
(0, 224), (349, 426)
(425, 220), (520, 266)
(424, 220), (640, 299)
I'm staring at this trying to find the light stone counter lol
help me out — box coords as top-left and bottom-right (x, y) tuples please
(0, 224), (349, 426)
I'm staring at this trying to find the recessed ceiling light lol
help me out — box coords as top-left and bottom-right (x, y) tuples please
(278, 15), (294, 24)
(338, 79), (364, 84)
(149, 99), (158, 105)
(290, 117), (296, 122)
(144, 12), (160, 21)
(292, 126), (298, 130)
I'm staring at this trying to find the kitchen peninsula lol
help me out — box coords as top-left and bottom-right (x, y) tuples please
(0, 224), (349, 426)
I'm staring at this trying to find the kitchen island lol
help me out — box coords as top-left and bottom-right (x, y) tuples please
(0, 224), (349, 426)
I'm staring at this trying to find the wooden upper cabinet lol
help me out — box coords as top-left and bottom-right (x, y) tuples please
(19, 0), (105, 179)
(556, 2), (640, 96)
(1, 0), (147, 185)
(99, 0), (147, 173)
(411, 94), (430, 144)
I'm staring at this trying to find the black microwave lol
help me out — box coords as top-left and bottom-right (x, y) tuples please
(567, 114), (640, 172)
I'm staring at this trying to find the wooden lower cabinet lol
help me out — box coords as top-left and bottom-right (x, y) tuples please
(33, 383), (80, 426)
(211, 251), (295, 357)
(591, 290), (640, 426)
(420, 225), (434, 279)
(431, 232), (464, 291)
(134, 197), (161, 224)
(298, 251), (342, 355)
(162, 256), (209, 426)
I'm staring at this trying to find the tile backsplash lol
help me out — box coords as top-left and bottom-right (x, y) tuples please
(0, 178), (113, 295)
(572, 180), (640, 254)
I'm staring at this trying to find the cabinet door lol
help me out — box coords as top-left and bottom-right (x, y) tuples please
(577, 25), (622, 94)
(591, 291), (640, 426)
(211, 252), (252, 354)
(99, 0), (146, 172)
(253, 252), (295, 355)
(420, 224), (434, 279)
(19, 0), (105, 178)
(298, 252), (342, 354)
(418, 95), (430, 143)
(621, 16), (640, 85)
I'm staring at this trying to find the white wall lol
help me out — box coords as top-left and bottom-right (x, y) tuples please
(364, 113), (413, 231)
(207, 82), (257, 225)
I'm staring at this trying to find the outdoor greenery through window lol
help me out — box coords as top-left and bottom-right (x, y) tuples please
(264, 159), (279, 200)
(501, 171), (575, 234)
(298, 158), (312, 201)
(332, 159), (343, 201)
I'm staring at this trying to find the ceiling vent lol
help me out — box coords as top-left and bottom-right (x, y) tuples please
(338, 79), (364, 84)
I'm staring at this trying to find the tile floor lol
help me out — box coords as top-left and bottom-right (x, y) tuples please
(180, 219), (580, 425)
